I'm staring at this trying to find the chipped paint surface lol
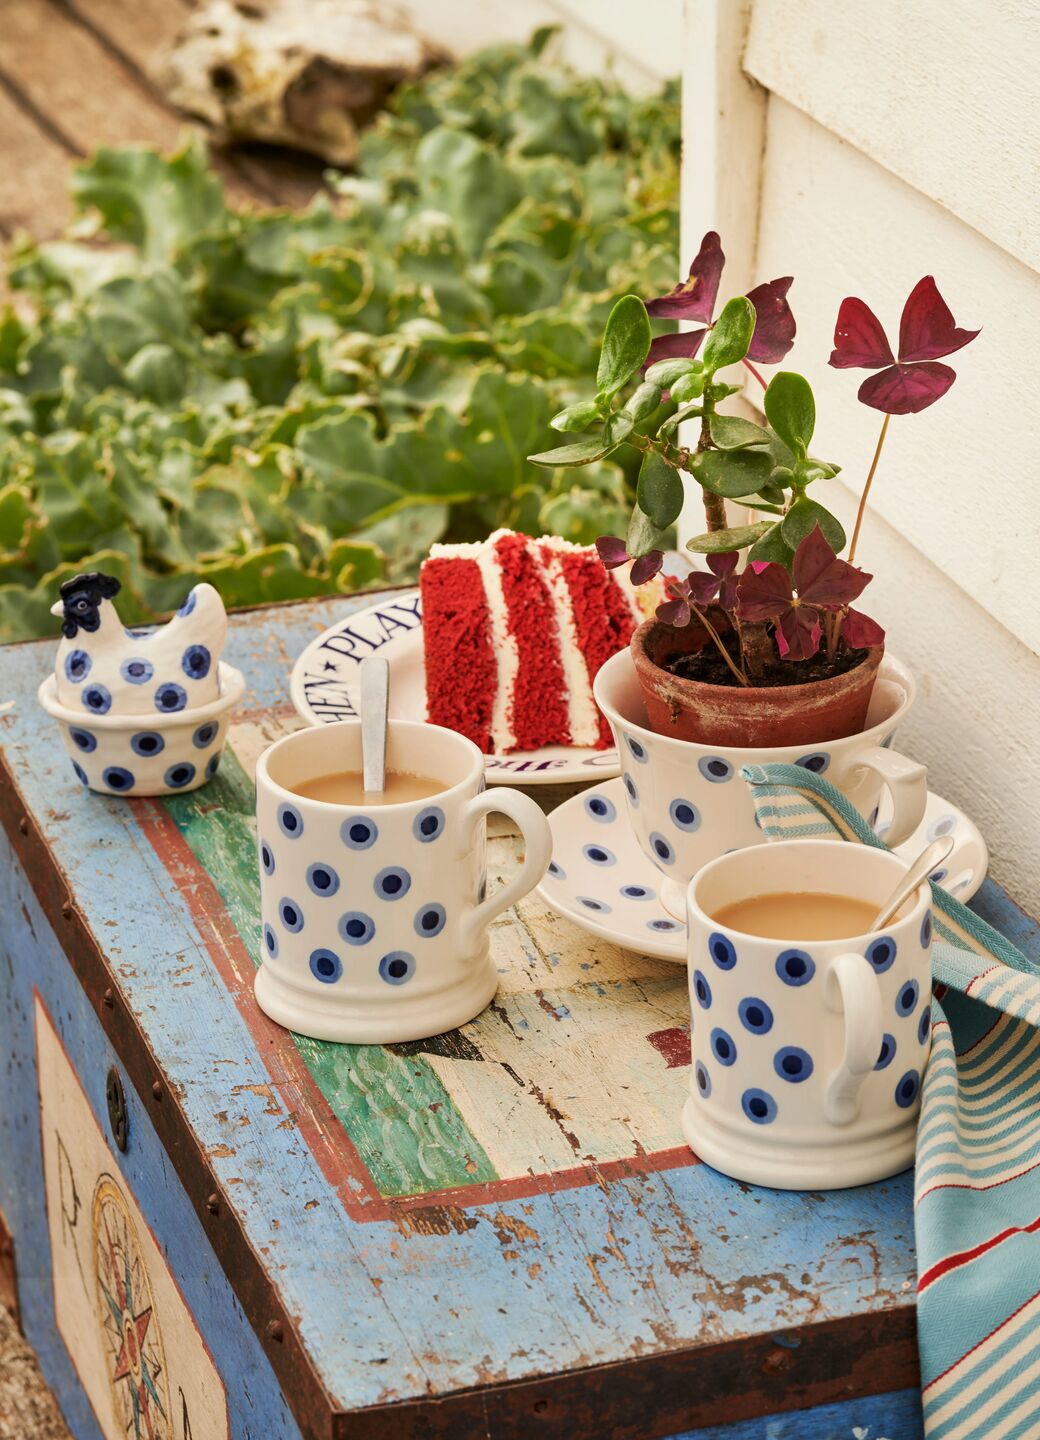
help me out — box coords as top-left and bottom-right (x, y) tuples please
(0, 593), (960, 1425)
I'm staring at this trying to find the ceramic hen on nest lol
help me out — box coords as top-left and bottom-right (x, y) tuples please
(39, 573), (245, 797)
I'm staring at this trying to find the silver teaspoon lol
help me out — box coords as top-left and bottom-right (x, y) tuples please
(870, 834), (955, 931)
(360, 657), (389, 796)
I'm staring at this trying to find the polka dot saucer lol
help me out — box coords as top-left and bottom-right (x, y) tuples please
(537, 779), (989, 962)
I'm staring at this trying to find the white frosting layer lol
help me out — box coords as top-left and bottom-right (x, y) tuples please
(535, 544), (601, 747)
(474, 543), (519, 753)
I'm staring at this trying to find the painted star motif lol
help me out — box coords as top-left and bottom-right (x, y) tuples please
(323, 660), (338, 672)
(112, 1305), (153, 1382)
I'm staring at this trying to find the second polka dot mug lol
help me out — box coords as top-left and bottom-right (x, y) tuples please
(682, 839), (932, 1189)
(253, 720), (552, 1044)
(593, 649), (927, 918)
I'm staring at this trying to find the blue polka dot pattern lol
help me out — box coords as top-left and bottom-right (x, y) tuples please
(710, 1027), (737, 1066)
(374, 866), (411, 901)
(875, 1033), (896, 1070)
(742, 1089), (778, 1124)
(306, 862), (340, 898)
(918, 1008), (931, 1046)
(193, 721), (218, 749)
(277, 803), (303, 838)
(72, 760), (88, 785)
(626, 735), (648, 763)
(102, 766), (134, 792)
(709, 932), (737, 970)
(621, 885), (650, 900)
(83, 684), (112, 714)
(206, 752), (222, 779)
(929, 868), (948, 884)
(795, 752), (830, 774)
(920, 911), (933, 948)
(585, 794), (616, 823)
(738, 997), (773, 1034)
(413, 807), (445, 843)
(927, 814), (957, 842)
(649, 833), (675, 865)
(65, 650), (91, 683)
(164, 762), (196, 789)
(131, 731), (164, 757)
(866, 935), (897, 973)
(380, 951), (416, 985)
(669, 799), (700, 832)
(695, 1062), (712, 1098)
(182, 645), (211, 681)
(578, 897), (610, 913)
(583, 843), (615, 866)
(698, 756), (734, 783)
(155, 683), (187, 713)
(177, 590), (197, 617)
(895, 1069), (920, 1108)
(415, 903), (447, 938)
(259, 841), (275, 876)
(279, 898), (304, 933)
(648, 918), (681, 932)
(263, 923), (278, 958)
(623, 773), (639, 806)
(693, 969), (712, 1009)
(776, 949), (815, 986)
(896, 980), (920, 1017)
(70, 727), (97, 752)
(120, 658), (154, 685)
(341, 816), (378, 850)
(309, 949), (342, 983)
(774, 1046), (814, 1083)
(547, 861), (565, 880)
(339, 911), (375, 946)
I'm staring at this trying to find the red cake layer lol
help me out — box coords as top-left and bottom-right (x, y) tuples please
(494, 532), (571, 751)
(558, 550), (639, 747)
(419, 556), (495, 751)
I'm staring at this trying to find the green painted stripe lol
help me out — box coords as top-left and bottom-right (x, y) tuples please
(162, 746), (499, 1197)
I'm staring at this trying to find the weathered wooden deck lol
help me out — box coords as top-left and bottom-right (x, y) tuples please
(0, 0), (323, 242)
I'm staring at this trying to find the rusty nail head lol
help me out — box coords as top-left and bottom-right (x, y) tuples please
(102, 988), (114, 1008)
(152, 1081), (163, 1100)
(61, 902), (72, 920)
(266, 1319), (284, 1343)
(206, 1193), (220, 1215)
(533, 1399), (549, 1415)
(18, 816), (28, 835)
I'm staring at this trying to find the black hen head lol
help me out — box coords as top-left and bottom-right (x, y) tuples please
(59, 572), (122, 639)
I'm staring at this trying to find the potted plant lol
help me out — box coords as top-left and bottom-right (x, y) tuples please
(528, 232), (978, 746)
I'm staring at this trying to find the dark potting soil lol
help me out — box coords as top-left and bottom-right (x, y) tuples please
(668, 639), (869, 689)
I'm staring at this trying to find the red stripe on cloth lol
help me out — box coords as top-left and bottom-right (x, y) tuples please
(923, 1284), (1040, 1392)
(918, 1216), (1040, 1293)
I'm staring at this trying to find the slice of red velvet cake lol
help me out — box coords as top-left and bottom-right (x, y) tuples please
(420, 530), (657, 753)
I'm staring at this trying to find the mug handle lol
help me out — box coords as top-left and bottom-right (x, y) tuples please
(823, 952), (884, 1126)
(456, 787), (553, 957)
(843, 745), (927, 848)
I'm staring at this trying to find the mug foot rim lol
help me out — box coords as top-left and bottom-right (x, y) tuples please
(254, 951), (499, 1044)
(681, 1095), (916, 1191)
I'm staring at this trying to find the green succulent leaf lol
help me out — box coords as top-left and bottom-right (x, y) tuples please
(596, 294), (652, 395)
(691, 447), (773, 498)
(748, 522), (795, 567)
(668, 370), (705, 404)
(781, 497), (847, 553)
(636, 450), (684, 528)
(550, 399), (602, 432)
(702, 297), (755, 373)
(627, 505), (670, 559)
(623, 381), (663, 422)
(708, 414), (771, 450)
(764, 371), (815, 460)
(644, 357), (699, 387)
(685, 521), (774, 553)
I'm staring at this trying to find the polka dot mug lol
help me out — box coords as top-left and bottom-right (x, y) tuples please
(682, 839), (932, 1189)
(593, 649), (927, 919)
(254, 720), (553, 1044)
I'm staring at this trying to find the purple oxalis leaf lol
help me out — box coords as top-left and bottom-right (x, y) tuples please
(898, 277), (980, 362)
(775, 606), (822, 661)
(630, 550), (664, 585)
(829, 297), (895, 369)
(841, 607), (886, 648)
(643, 328), (707, 374)
(645, 232), (725, 322)
(746, 277), (796, 363)
(793, 525), (873, 610)
(596, 536), (630, 568)
(857, 362), (957, 415)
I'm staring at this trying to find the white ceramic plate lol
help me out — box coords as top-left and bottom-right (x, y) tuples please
(290, 589), (622, 785)
(536, 778), (990, 963)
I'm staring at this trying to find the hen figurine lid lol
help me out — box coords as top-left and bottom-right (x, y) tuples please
(53, 573), (228, 717)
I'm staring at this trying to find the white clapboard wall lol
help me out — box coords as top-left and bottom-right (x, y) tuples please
(681, 0), (1040, 904)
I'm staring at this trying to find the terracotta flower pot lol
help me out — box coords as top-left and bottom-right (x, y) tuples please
(631, 620), (884, 748)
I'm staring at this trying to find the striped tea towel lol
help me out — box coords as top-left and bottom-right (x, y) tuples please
(742, 763), (1040, 1440)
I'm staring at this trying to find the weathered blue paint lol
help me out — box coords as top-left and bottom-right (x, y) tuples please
(0, 826), (304, 1440)
(4, 593), (1031, 1432)
(667, 1386), (922, 1439)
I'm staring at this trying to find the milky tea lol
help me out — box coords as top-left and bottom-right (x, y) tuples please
(711, 891), (882, 941)
(291, 770), (444, 806)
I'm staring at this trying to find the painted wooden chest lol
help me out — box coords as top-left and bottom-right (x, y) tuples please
(7, 590), (1033, 1439)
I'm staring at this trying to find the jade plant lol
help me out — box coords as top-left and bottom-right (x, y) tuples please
(528, 233), (978, 687)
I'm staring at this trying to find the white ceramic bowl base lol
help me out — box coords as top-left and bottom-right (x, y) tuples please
(537, 778), (988, 963)
(38, 663), (245, 798)
(682, 841), (933, 1190)
(254, 719), (552, 1045)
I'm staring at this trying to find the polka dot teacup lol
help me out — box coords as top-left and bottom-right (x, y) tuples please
(593, 649), (927, 918)
(682, 839), (932, 1189)
(254, 720), (553, 1044)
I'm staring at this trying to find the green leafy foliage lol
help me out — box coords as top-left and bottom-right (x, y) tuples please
(701, 297), (755, 373)
(596, 295), (653, 395)
(636, 451), (683, 528)
(0, 37), (680, 640)
(764, 371), (815, 459)
(686, 521), (774, 554)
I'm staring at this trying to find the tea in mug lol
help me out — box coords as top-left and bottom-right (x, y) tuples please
(712, 891), (881, 941)
(291, 770), (444, 805)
